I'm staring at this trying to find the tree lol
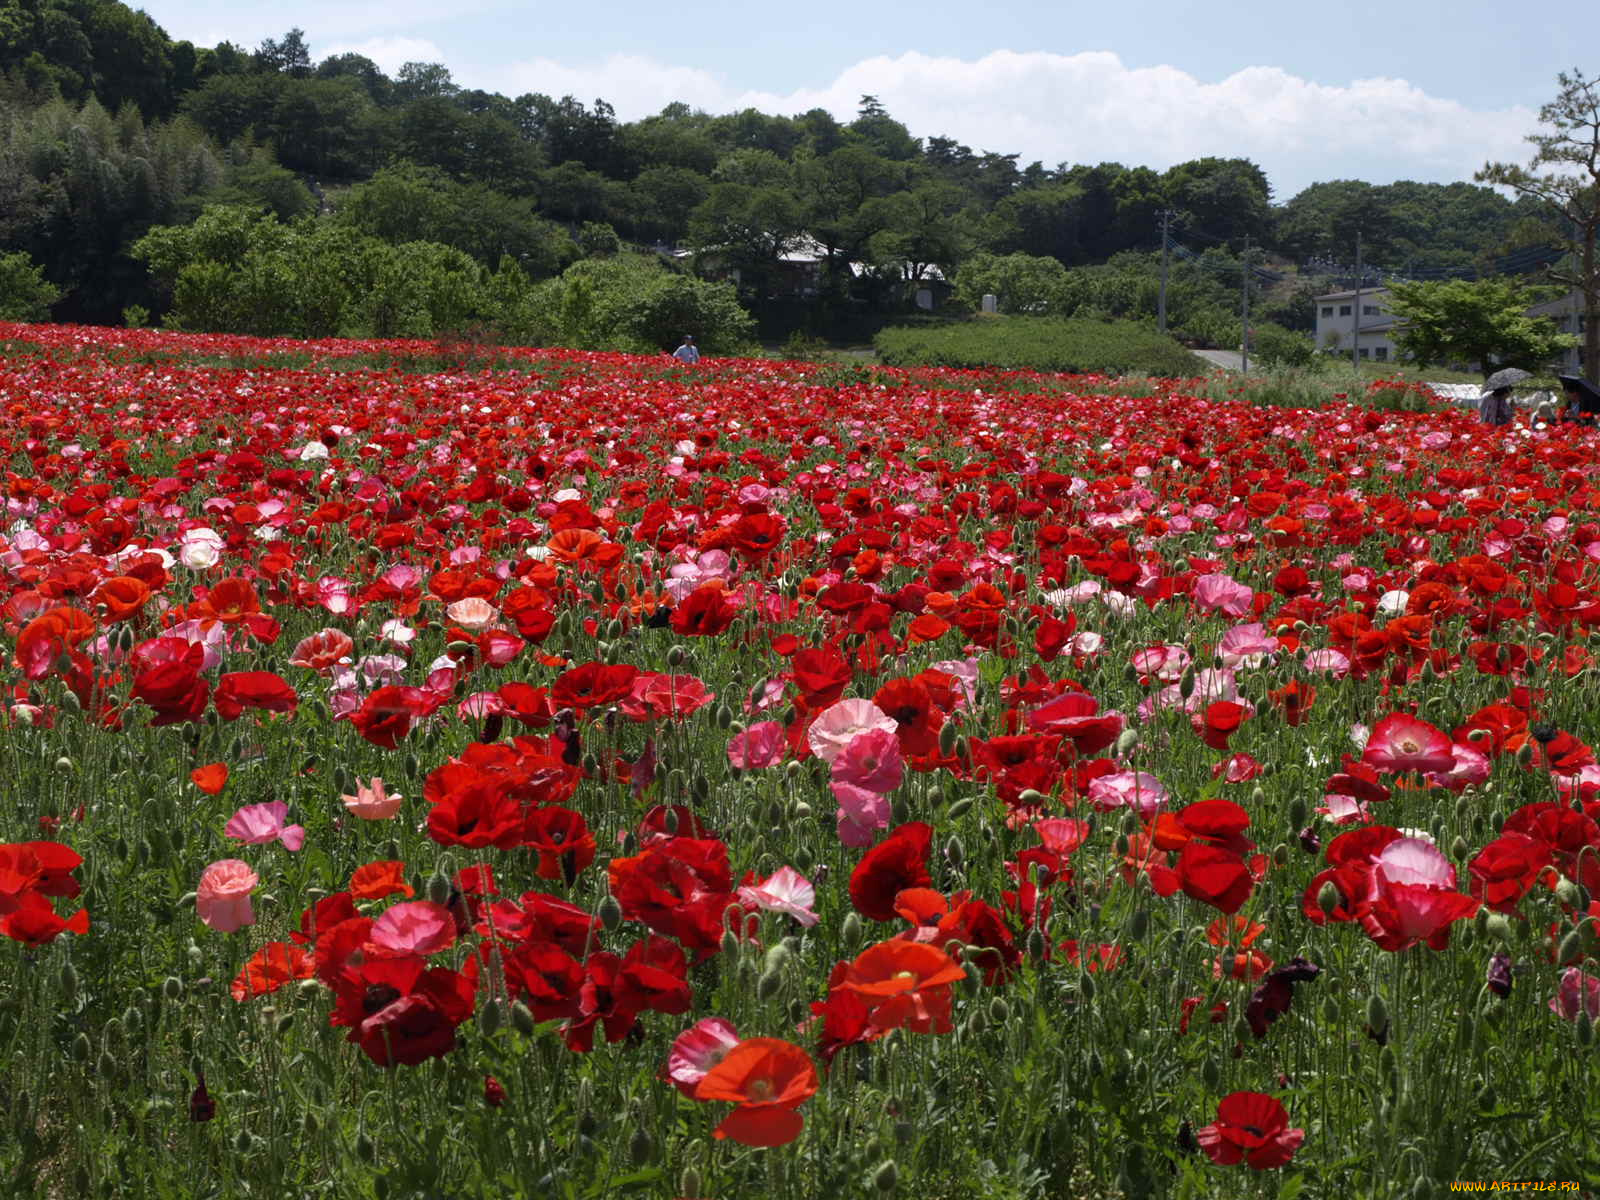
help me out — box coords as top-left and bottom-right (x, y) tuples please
(1385, 277), (1575, 373)
(1479, 70), (1600, 383)
(0, 248), (61, 319)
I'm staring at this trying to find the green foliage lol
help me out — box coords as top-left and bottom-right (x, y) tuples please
(1250, 320), (1317, 369)
(953, 253), (1071, 314)
(874, 315), (1207, 376)
(0, 248), (60, 318)
(132, 204), (497, 338)
(1386, 277), (1576, 372)
(528, 253), (757, 354)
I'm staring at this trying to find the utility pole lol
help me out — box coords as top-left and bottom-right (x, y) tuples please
(1240, 236), (1251, 374)
(1157, 209), (1173, 334)
(1351, 231), (1362, 371)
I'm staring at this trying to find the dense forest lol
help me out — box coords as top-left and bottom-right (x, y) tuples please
(0, 0), (1553, 343)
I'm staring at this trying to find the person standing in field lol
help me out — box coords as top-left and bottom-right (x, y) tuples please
(672, 335), (700, 364)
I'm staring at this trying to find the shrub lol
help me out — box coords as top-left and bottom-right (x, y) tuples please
(874, 316), (1206, 377)
(1251, 321), (1318, 369)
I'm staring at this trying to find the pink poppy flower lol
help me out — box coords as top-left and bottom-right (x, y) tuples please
(1087, 770), (1167, 818)
(830, 729), (904, 794)
(368, 900), (456, 956)
(807, 699), (896, 765)
(1217, 623), (1277, 669)
(288, 628), (354, 674)
(727, 721), (786, 769)
(621, 672), (715, 721)
(739, 866), (819, 926)
(223, 802), (305, 852)
(1358, 837), (1479, 951)
(833, 782), (891, 846)
(667, 1017), (742, 1096)
(1362, 714), (1455, 775)
(1193, 573), (1255, 618)
(1426, 742), (1491, 792)
(1550, 968), (1600, 1021)
(444, 597), (498, 631)
(196, 860), (258, 933)
(342, 777), (404, 820)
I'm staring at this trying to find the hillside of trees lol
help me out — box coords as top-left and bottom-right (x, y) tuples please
(0, 0), (1553, 345)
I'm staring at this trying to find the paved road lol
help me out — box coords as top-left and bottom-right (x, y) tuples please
(1194, 349), (1244, 371)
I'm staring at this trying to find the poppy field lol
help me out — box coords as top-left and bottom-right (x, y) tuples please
(2, 321), (1598, 1200)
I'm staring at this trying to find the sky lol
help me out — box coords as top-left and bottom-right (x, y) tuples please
(132, 0), (1597, 197)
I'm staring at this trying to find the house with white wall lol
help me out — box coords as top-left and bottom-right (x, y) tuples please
(1313, 287), (1400, 363)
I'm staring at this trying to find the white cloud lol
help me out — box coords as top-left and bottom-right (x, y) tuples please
(323, 36), (449, 76)
(484, 48), (1536, 195)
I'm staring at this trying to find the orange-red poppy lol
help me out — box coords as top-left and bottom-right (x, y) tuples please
(694, 1038), (818, 1147)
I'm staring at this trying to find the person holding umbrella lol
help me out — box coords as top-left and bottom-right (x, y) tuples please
(1479, 367), (1530, 427)
(1558, 374), (1600, 426)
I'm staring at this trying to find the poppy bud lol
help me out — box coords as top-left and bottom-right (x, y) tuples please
(71, 1032), (91, 1063)
(480, 998), (504, 1036)
(1178, 667), (1196, 699)
(1079, 970), (1095, 1002)
(597, 893), (623, 932)
(1272, 843), (1289, 867)
(1475, 1082), (1496, 1111)
(720, 929), (740, 959)
(629, 1125), (654, 1166)
(302, 1111), (319, 1134)
(1578, 1010), (1595, 1047)
(872, 1160), (899, 1192)
(964, 1007), (987, 1035)
(1115, 729), (1138, 757)
(938, 722), (958, 755)
(1554, 876), (1581, 909)
(793, 801), (813, 820)
(162, 976), (183, 1001)
(1484, 912), (1512, 946)
(356, 1132), (375, 1162)
(1201, 1058), (1220, 1088)
(944, 836), (965, 870)
(666, 645), (685, 667)
(60, 960), (79, 1000)
(1557, 929), (1583, 966)
(1486, 953), (1512, 999)
(1298, 825), (1321, 854)
(988, 997), (1010, 1024)
(189, 1073), (215, 1122)
(678, 1168), (703, 1197)
(947, 797), (973, 820)
(1366, 993), (1390, 1040)
(511, 1001), (536, 1036)
(842, 912), (862, 946)
(1127, 909), (1149, 939)
(756, 967), (783, 1001)
(1317, 881), (1340, 917)
(425, 871), (451, 905)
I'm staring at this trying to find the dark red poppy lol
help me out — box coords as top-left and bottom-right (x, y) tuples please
(848, 822), (933, 922)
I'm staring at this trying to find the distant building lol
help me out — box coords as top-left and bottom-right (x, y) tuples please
(1313, 287), (1399, 363)
(1525, 288), (1588, 375)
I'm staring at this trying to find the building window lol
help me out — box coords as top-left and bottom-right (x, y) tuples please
(1358, 348), (1370, 359)
(1320, 306), (1334, 317)
(1374, 347), (1388, 361)
(1339, 305), (1352, 316)
(1363, 305), (1380, 316)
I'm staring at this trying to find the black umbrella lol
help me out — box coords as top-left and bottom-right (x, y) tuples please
(1481, 367), (1531, 395)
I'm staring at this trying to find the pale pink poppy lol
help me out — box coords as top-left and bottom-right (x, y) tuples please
(445, 597), (498, 631)
(342, 777), (404, 819)
(727, 721), (786, 769)
(666, 1018), (742, 1095)
(1371, 838), (1457, 890)
(1550, 968), (1600, 1021)
(1362, 714), (1455, 775)
(458, 692), (506, 720)
(368, 901), (456, 956)
(830, 729), (904, 794)
(1035, 818), (1091, 855)
(196, 859), (258, 933)
(224, 801), (305, 851)
(807, 699), (896, 765)
(833, 782), (891, 846)
(1302, 648), (1351, 677)
(738, 866), (819, 926)
(1087, 770), (1167, 818)
(1192, 573), (1255, 618)
(928, 658), (980, 708)
(1132, 649), (1196, 684)
(1217, 623), (1277, 669)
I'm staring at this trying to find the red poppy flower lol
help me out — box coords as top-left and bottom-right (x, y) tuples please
(848, 822), (933, 921)
(190, 763), (228, 795)
(1195, 1091), (1305, 1169)
(329, 956), (476, 1067)
(351, 686), (440, 749)
(230, 941), (314, 1001)
(837, 939), (966, 1034)
(694, 1038), (819, 1147)
(214, 671), (299, 721)
(350, 861), (414, 901)
(523, 806), (597, 882)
